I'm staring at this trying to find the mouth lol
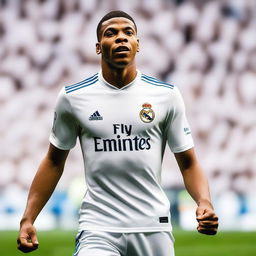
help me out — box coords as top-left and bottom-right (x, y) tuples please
(114, 46), (130, 53)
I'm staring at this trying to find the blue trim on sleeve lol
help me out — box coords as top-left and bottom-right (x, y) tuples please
(66, 76), (98, 93)
(141, 74), (174, 89)
(66, 73), (98, 90)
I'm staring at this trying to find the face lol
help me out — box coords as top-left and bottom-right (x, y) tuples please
(96, 17), (139, 68)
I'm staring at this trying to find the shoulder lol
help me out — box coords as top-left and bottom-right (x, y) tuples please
(55, 73), (99, 112)
(140, 73), (175, 90)
(64, 73), (99, 94)
(140, 73), (183, 104)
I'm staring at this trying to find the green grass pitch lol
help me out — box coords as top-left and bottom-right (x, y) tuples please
(0, 230), (255, 256)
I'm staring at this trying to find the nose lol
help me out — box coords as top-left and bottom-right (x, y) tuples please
(115, 33), (128, 43)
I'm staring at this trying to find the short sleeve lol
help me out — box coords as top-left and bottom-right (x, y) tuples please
(165, 87), (194, 153)
(49, 88), (79, 150)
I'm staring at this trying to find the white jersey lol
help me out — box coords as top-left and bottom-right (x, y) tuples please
(49, 70), (194, 233)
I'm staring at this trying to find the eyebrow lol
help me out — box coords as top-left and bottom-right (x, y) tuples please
(105, 25), (136, 31)
(123, 26), (135, 31)
(104, 26), (135, 33)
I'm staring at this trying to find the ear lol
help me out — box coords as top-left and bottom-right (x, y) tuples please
(96, 43), (101, 55)
(136, 39), (140, 52)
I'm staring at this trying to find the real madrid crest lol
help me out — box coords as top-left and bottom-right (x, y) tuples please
(140, 103), (155, 123)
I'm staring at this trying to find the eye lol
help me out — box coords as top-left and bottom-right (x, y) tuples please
(104, 29), (116, 37)
(125, 30), (134, 36)
(105, 31), (114, 37)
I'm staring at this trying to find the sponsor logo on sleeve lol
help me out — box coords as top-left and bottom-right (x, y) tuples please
(184, 127), (191, 135)
(52, 111), (57, 132)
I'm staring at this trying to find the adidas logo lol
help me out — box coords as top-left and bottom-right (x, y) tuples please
(89, 111), (103, 121)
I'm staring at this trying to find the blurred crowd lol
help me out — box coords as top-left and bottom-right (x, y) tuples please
(0, 0), (256, 230)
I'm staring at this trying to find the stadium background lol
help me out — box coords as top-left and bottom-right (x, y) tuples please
(0, 0), (256, 255)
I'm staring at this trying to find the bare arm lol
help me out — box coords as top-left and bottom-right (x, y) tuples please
(17, 143), (69, 253)
(174, 148), (218, 235)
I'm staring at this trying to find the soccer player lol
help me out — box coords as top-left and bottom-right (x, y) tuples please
(17, 10), (218, 255)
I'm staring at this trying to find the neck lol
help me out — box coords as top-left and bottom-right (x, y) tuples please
(101, 62), (137, 89)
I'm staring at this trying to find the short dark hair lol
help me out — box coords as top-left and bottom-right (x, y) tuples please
(96, 10), (137, 41)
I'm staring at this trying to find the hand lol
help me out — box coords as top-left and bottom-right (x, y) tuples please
(17, 222), (39, 253)
(196, 205), (219, 235)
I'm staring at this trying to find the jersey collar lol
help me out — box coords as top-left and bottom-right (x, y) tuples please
(99, 70), (141, 90)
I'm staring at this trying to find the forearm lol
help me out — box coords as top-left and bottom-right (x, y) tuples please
(175, 148), (213, 208)
(21, 156), (64, 224)
(175, 148), (218, 235)
(181, 162), (213, 208)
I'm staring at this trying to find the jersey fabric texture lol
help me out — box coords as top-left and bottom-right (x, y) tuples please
(49, 70), (194, 233)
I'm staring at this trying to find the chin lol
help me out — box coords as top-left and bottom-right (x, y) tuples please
(116, 62), (130, 68)
(112, 61), (130, 68)
(106, 57), (134, 69)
